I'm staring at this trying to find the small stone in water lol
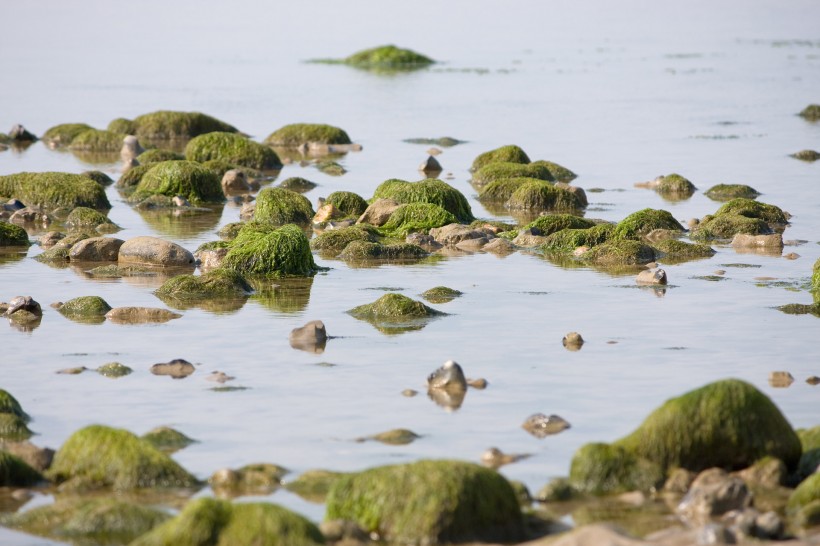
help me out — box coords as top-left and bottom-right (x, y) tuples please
(150, 358), (195, 379)
(467, 378), (488, 389)
(562, 332), (584, 350)
(768, 371), (794, 388)
(522, 413), (571, 438)
(401, 389), (418, 397)
(57, 367), (88, 375)
(206, 371), (235, 383)
(805, 376), (819, 386)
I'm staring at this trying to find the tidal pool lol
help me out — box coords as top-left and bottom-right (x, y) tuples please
(1, 1), (819, 544)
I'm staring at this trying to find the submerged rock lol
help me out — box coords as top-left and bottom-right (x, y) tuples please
(791, 149), (820, 161)
(636, 268), (668, 285)
(96, 362), (133, 378)
(69, 128), (126, 151)
(155, 269), (253, 302)
(731, 233), (783, 250)
(358, 428), (421, 446)
(0, 413), (34, 441)
(68, 236), (124, 261)
(336, 44), (434, 71)
(150, 358), (195, 378)
(0, 172), (111, 211)
(0, 222), (29, 246)
(55, 296), (112, 323)
(421, 286), (463, 304)
(310, 224), (379, 256)
(704, 184), (761, 201)
(0, 389), (30, 422)
(471, 161), (555, 187)
(105, 307), (182, 324)
(348, 293), (445, 334)
(562, 332), (584, 350)
(41, 122), (94, 147)
(522, 413), (571, 438)
(264, 123), (351, 147)
(480, 447), (530, 469)
(185, 132), (282, 170)
(289, 320), (328, 353)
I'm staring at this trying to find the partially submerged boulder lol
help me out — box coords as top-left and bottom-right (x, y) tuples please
(69, 236), (125, 261)
(68, 129), (126, 151)
(0, 222), (29, 246)
(264, 123), (351, 147)
(704, 184), (761, 201)
(55, 296), (113, 323)
(541, 223), (616, 255)
(372, 178), (473, 222)
(470, 144), (530, 172)
(524, 214), (597, 236)
(41, 123), (94, 147)
(184, 132), (282, 170)
(0, 413), (34, 441)
(338, 240), (428, 262)
(611, 208), (684, 240)
(141, 426), (197, 453)
(798, 104), (820, 121)
(325, 459), (525, 544)
(210, 463), (288, 496)
(0, 172), (111, 211)
(0, 389), (30, 421)
(379, 203), (457, 237)
(788, 473), (820, 515)
(310, 224), (379, 256)
(65, 206), (119, 232)
(506, 180), (586, 212)
(347, 293), (444, 334)
(222, 223), (318, 277)
(421, 286), (463, 304)
(253, 187), (315, 226)
(325, 191), (368, 217)
(569, 442), (664, 495)
(137, 149), (186, 165)
(797, 426), (820, 480)
(127, 110), (239, 140)
(357, 198), (400, 226)
(131, 161), (225, 205)
(471, 161), (554, 186)
(339, 45), (434, 71)
(531, 160), (578, 182)
(285, 469), (348, 503)
(579, 239), (656, 267)
(119, 236), (195, 267)
(155, 269), (253, 302)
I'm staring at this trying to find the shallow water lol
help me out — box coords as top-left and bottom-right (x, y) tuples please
(1, 1), (820, 543)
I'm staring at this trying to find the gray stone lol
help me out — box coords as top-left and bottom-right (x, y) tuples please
(221, 169), (250, 195)
(118, 236), (194, 267)
(68, 237), (124, 262)
(636, 268), (668, 285)
(429, 223), (489, 246)
(731, 233), (783, 250)
(357, 198), (399, 226)
(427, 360), (467, 391)
(678, 468), (752, 522)
(289, 320), (328, 354)
(105, 307), (182, 324)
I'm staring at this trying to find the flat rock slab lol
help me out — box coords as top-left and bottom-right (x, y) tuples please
(105, 307), (182, 324)
(118, 236), (195, 267)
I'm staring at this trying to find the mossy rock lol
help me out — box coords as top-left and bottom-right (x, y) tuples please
(130, 497), (324, 546)
(506, 180), (585, 212)
(310, 224), (378, 256)
(691, 214), (770, 240)
(0, 450), (43, 486)
(325, 191), (368, 217)
(222, 223), (318, 277)
(155, 269), (253, 301)
(325, 459), (525, 545)
(97, 362), (133, 378)
(130, 110), (239, 140)
(342, 45), (434, 71)
(34, 245), (71, 263)
(65, 206), (119, 231)
(793, 499), (820, 530)
(612, 208), (684, 240)
(0, 222), (29, 246)
(778, 303), (820, 318)
(210, 463), (288, 495)
(68, 129), (126, 151)
(57, 296), (113, 323)
(137, 149), (186, 164)
(798, 104), (820, 121)
(478, 176), (543, 203)
(316, 160), (346, 176)
(788, 473), (820, 514)
(81, 170), (115, 187)
(379, 203), (457, 237)
(372, 178), (473, 222)
(713, 198), (789, 224)
(797, 426), (820, 479)
(524, 214), (597, 236)
(107, 117), (137, 135)
(42, 123), (95, 146)
(530, 160), (578, 182)
(616, 379), (802, 474)
(421, 286), (462, 304)
(812, 258), (820, 292)
(580, 239), (656, 266)
(0, 413), (34, 441)
(284, 469), (347, 503)
(185, 132), (281, 170)
(348, 293), (443, 320)
(470, 145), (530, 172)
(651, 239), (715, 261)
(278, 176), (318, 192)
(654, 173), (696, 195)
(338, 241), (428, 262)
(253, 187), (315, 226)
(471, 162), (554, 186)
(704, 184), (761, 201)
(142, 426), (196, 453)
(117, 164), (152, 192)
(791, 149), (820, 161)
(541, 223), (616, 254)
(2, 497), (170, 544)
(569, 442), (664, 495)
(0, 389), (29, 421)
(132, 161), (224, 205)
(0, 172), (111, 211)
(264, 123), (351, 147)
(46, 424), (199, 491)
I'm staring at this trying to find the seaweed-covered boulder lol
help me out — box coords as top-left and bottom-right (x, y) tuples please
(0, 172), (111, 211)
(788, 473), (820, 515)
(612, 208), (685, 240)
(81, 170), (115, 187)
(253, 187), (315, 226)
(616, 379), (802, 473)
(0, 413), (33, 440)
(340, 45), (434, 71)
(41, 123), (94, 147)
(704, 184), (760, 201)
(0, 450), (42, 486)
(530, 160), (578, 182)
(579, 239), (656, 267)
(65, 207), (119, 232)
(97, 362), (133, 378)
(797, 426), (820, 479)
(325, 191), (368, 217)
(569, 443), (664, 495)
(130, 497), (324, 546)
(2, 497), (170, 544)
(56, 296), (113, 322)
(325, 460), (525, 544)
(278, 176), (318, 193)
(0, 389), (29, 421)
(310, 224), (379, 256)
(107, 117), (137, 135)
(798, 104), (820, 121)
(347, 293), (444, 334)
(791, 149), (820, 162)
(117, 164), (152, 193)
(506, 180), (585, 212)
(338, 241), (428, 262)
(692, 214), (771, 240)
(641, 173), (697, 196)
(541, 224), (616, 254)
(285, 469), (347, 503)
(137, 149), (186, 165)
(421, 286), (462, 304)
(651, 239), (715, 262)
(0, 221), (29, 246)
(222, 223), (318, 277)
(714, 198), (789, 225)
(119, 236), (195, 267)
(68, 129), (126, 151)
(264, 123), (352, 147)
(185, 132), (281, 170)
(524, 214), (597, 236)
(131, 161), (224, 205)
(46, 424), (199, 491)
(155, 269), (253, 301)
(129, 110), (239, 140)
(141, 426), (197, 453)
(470, 145), (530, 172)
(379, 203), (457, 237)
(371, 178), (473, 222)
(471, 162), (554, 186)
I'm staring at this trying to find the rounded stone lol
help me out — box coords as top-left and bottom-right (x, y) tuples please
(118, 236), (194, 267)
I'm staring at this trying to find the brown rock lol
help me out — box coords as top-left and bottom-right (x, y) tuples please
(105, 307), (182, 324)
(118, 236), (194, 267)
(68, 236), (124, 262)
(221, 169), (250, 195)
(357, 198), (399, 226)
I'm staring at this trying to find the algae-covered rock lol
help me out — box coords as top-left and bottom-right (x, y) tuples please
(326, 459), (525, 544)
(580, 239), (656, 266)
(791, 149), (820, 162)
(131, 497), (324, 546)
(210, 463), (288, 497)
(185, 132), (282, 170)
(506, 180), (586, 212)
(373, 178), (473, 222)
(117, 164), (152, 193)
(310, 224), (378, 256)
(0, 450), (42, 486)
(471, 162), (554, 186)
(56, 296), (113, 323)
(338, 241), (428, 262)
(651, 239), (715, 262)
(616, 379), (802, 474)
(0, 413), (34, 441)
(0, 389), (29, 421)
(524, 214), (597, 236)
(141, 426), (196, 453)
(612, 208), (684, 240)
(325, 191), (368, 217)
(798, 104), (820, 121)
(421, 286), (462, 304)
(403, 136), (464, 147)
(107, 117), (137, 135)
(478, 177), (539, 203)
(253, 187), (315, 226)
(129, 110), (239, 140)
(68, 129), (126, 151)
(46, 424), (199, 491)
(348, 293), (442, 320)
(704, 184), (761, 201)
(714, 198), (789, 225)
(41, 123), (94, 147)
(470, 145), (530, 172)
(155, 269), (253, 302)
(793, 499), (820, 530)
(797, 426), (820, 479)
(569, 442), (664, 495)
(264, 123), (351, 147)
(65, 206), (119, 231)
(2, 497), (170, 544)
(137, 149), (186, 164)
(541, 223), (616, 255)
(692, 214), (771, 240)
(530, 160), (578, 182)
(222, 223), (318, 277)
(366, 428), (421, 445)
(379, 203), (458, 237)
(284, 470), (348, 503)
(278, 176), (318, 193)
(131, 161), (224, 205)
(341, 44), (434, 71)
(0, 222), (29, 246)
(96, 362), (133, 378)
(81, 170), (115, 187)
(651, 173), (697, 196)
(788, 473), (820, 514)
(0, 172), (111, 211)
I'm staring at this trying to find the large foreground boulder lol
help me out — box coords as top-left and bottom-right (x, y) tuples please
(325, 459), (525, 544)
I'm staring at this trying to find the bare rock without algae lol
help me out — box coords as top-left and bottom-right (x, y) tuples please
(289, 320), (327, 353)
(105, 307), (182, 324)
(118, 236), (195, 267)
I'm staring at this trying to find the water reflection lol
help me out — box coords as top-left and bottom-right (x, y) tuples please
(0, 248), (27, 268)
(155, 292), (249, 315)
(427, 388), (466, 411)
(250, 277), (313, 314)
(70, 149), (120, 166)
(75, 264), (195, 290)
(136, 205), (225, 239)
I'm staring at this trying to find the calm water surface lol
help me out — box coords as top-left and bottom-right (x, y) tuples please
(1, 1), (819, 543)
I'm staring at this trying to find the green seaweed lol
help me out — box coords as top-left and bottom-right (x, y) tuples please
(330, 44), (434, 72)
(107, 117), (137, 135)
(310, 224), (379, 256)
(348, 293), (443, 320)
(65, 206), (119, 231)
(137, 149), (186, 165)
(0, 414), (33, 441)
(579, 239), (657, 266)
(569, 443), (664, 495)
(654, 173), (696, 195)
(530, 160), (578, 182)
(0, 222), (29, 246)
(0, 450), (43, 486)
(155, 269), (252, 301)
(788, 473), (820, 514)
(0, 172), (111, 210)
(315, 160), (346, 176)
(704, 184), (761, 201)
(611, 208), (684, 240)
(57, 296), (113, 323)
(117, 164), (152, 193)
(791, 149), (820, 161)
(222, 223), (318, 277)
(264, 123), (351, 147)
(372, 178), (473, 222)
(713, 198), (789, 224)
(253, 187), (315, 226)
(96, 362), (133, 378)
(421, 286), (463, 304)
(506, 180), (585, 212)
(142, 426), (197, 453)
(185, 132), (281, 170)
(379, 203), (457, 237)
(0, 389), (29, 421)
(42, 123), (94, 146)
(338, 241), (428, 262)
(523, 214), (597, 236)
(278, 177), (317, 193)
(797, 426), (820, 479)
(210, 463), (288, 496)
(541, 223), (616, 254)
(325, 191), (368, 217)
(471, 162), (555, 186)
(478, 177), (542, 202)
(651, 239), (715, 262)
(129, 110), (239, 140)
(692, 214), (770, 240)
(131, 161), (225, 205)
(470, 145), (530, 172)
(68, 129), (126, 151)
(798, 104), (820, 121)
(81, 170), (115, 187)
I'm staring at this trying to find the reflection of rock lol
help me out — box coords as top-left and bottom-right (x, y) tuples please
(251, 277), (314, 314)
(289, 320), (327, 353)
(522, 413), (571, 438)
(105, 306), (182, 324)
(426, 388), (466, 411)
(150, 358), (195, 379)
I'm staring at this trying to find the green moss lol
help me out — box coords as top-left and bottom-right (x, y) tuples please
(185, 132), (281, 170)
(155, 269), (253, 301)
(316, 160), (346, 176)
(310, 225), (379, 256)
(97, 362), (133, 378)
(580, 239), (656, 266)
(704, 184), (761, 201)
(3, 497), (170, 544)
(278, 177), (317, 192)
(778, 303), (820, 317)
(141, 426), (197, 453)
(797, 426), (820, 479)
(616, 379), (802, 474)
(506, 180), (585, 211)
(791, 149), (820, 161)
(132, 161), (224, 205)
(524, 214), (597, 236)
(107, 117), (137, 135)
(798, 104), (820, 121)
(471, 162), (555, 186)
(0, 414), (34, 441)
(348, 293), (444, 320)
(478, 177), (541, 202)
(42, 123), (94, 146)
(470, 145), (530, 172)
(342, 45), (434, 71)
(325, 191), (368, 217)
(34, 246), (71, 262)
(137, 149), (186, 164)
(569, 443), (664, 495)
(369, 428), (421, 445)
(714, 198), (789, 224)
(0, 172), (111, 210)
(222, 224), (318, 277)
(81, 170), (115, 186)
(530, 160), (578, 182)
(264, 123), (351, 147)
(0, 222), (29, 246)
(0, 389), (29, 421)
(253, 187), (315, 226)
(812, 258), (820, 292)
(339, 241), (428, 262)
(130, 110), (239, 140)
(651, 239), (715, 261)
(654, 173), (696, 194)
(117, 164), (152, 192)
(131, 497), (324, 546)
(285, 469), (347, 503)
(793, 499), (820, 529)
(68, 129), (126, 151)
(612, 208), (684, 240)
(541, 223), (616, 254)
(788, 473), (820, 514)
(421, 286), (462, 304)
(325, 459), (525, 544)
(65, 206), (118, 230)
(692, 214), (770, 240)
(379, 203), (457, 237)
(0, 450), (42, 486)
(46, 424), (199, 491)
(57, 296), (113, 322)
(372, 178), (473, 222)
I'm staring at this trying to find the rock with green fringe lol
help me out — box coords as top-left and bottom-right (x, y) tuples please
(541, 224), (616, 255)
(379, 203), (457, 237)
(470, 145), (530, 172)
(524, 214), (597, 236)
(479, 176), (545, 203)
(185, 132), (281, 170)
(506, 180), (586, 212)
(651, 239), (715, 262)
(798, 104), (820, 121)
(788, 473), (820, 515)
(791, 149), (820, 162)
(0, 222), (29, 246)
(264, 123), (351, 147)
(580, 239), (656, 267)
(253, 187), (314, 226)
(96, 362), (133, 378)
(55, 296), (113, 323)
(372, 178), (473, 222)
(691, 214), (771, 240)
(128, 110), (239, 140)
(704, 184), (760, 201)
(0, 389), (30, 421)
(210, 463), (288, 496)
(347, 293), (445, 334)
(65, 206), (119, 232)
(41, 123), (94, 147)
(117, 164), (152, 193)
(531, 160), (578, 182)
(793, 499), (820, 530)
(155, 269), (253, 303)
(338, 241), (428, 262)
(278, 176), (318, 193)
(107, 117), (137, 135)
(137, 149), (186, 165)
(222, 223), (318, 277)
(68, 129), (126, 151)
(284, 469), (347, 503)
(2, 497), (170, 544)
(639, 173), (696, 196)
(325, 191), (368, 217)
(421, 286), (462, 304)
(310, 224), (379, 256)
(0, 450), (43, 486)
(325, 459), (525, 544)
(45, 424), (200, 491)
(612, 208), (684, 240)
(0, 413), (34, 441)
(334, 44), (434, 72)
(471, 162), (555, 186)
(81, 170), (114, 187)
(131, 161), (225, 205)
(569, 442), (664, 495)
(201, 159), (262, 181)
(713, 198), (789, 224)
(130, 497), (324, 546)
(141, 426), (197, 453)
(0, 172), (111, 211)
(797, 426), (820, 480)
